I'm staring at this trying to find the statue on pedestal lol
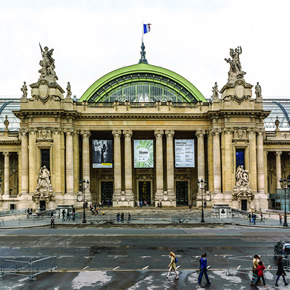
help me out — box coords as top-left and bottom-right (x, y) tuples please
(34, 165), (53, 198)
(38, 43), (58, 83)
(66, 82), (72, 99)
(233, 165), (252, 199)
(225, 46), (246, 82)
(21, 82), (28, 99)
(255, 82), (262, 99)
(212, 82), (219, 100)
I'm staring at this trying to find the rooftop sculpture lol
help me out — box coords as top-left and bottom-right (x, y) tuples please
(225, 46), (246, 82)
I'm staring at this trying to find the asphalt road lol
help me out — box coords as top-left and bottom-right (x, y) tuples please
(1, 225), (290, 289)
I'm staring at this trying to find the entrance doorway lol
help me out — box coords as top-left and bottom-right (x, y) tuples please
(101, 181), (113, 204)
(40, 200), (46, 211)
(241, 199), (247, 211)
(138, 181), (151, 204)
(176, 181), (188, 205)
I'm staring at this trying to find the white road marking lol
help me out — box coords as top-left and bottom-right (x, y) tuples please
(107, 255), (128, 258)
(18, 277), (29, 282)
(83, 266), (89, 269)
(84, 256), (91, 259)
(58, 255), (74, 259)
(141, 256), (151, 258)
(113, 266), (120, 270)
(194, 256), (200, 258)
(237, 265), (241, 270)
(176, 266), (180, 269)
(142, 266), (149, 270)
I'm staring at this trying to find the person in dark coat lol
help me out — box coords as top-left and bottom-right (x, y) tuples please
(276, 256), (288, 286)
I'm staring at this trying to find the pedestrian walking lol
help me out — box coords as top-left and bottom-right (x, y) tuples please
(279, 213), (282, 225)
(128, 213), (131, 222)
(72, 212), (76, 221)
(252, 213), (256, 225)
(275, 256), (288, 286)
(204, 201), (207, 209)
(260, 211), (263, 222)
(248, 212), (252, 224)
(189, 203), (192, 210)
(50, 214), (55, 228)
(251, 254), (260, 286)
(198, 253), (211, 286)
(62, 210), (66, 222)
(66, 210), (70, 221)
(166, 251), (179, 280)
(121, 212), (124, 222)
(116, 212), (120, 222)
(255, 261), (266, 286)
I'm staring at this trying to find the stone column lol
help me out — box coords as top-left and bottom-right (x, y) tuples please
(81, 131), (91, 198)
(212, 129), (221, 195)
(154, 130), (164, 204)
(20, 130), (29, 195)
(53, 129), (62, 195)
(3, 152), (9, 196)
(73, 131), (80, 194)
(65, 129), (74, 194)
(276, 151), (282, 189)
(257, 130), (264, 193)
(248, 129), (257, 192)
(124, 130), (133, 200)
(165, 130), (175, 205)
(112, 130), (122, 202)
(28, 129), (37, 193)
(196, 130), (205, 182)
(224, 128), (233, 195)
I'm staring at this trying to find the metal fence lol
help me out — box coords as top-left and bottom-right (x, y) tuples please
(0, 256), (57, 281)
(227, 255), (290, 276)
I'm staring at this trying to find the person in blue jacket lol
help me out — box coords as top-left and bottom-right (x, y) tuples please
(198, 253), (211, 285)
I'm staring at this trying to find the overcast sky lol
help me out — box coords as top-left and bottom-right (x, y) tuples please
(1, 0), (290, 99)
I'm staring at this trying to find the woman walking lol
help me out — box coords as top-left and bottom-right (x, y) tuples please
(166, 251), (179, 280)
(275, 256), (288, 286)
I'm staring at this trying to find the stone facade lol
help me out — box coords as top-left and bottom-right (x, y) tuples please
(0, 46), (289, 212)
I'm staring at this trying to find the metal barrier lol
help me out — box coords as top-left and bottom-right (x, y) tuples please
(0, 256), (57, 281)
(227, 255), (290, 276)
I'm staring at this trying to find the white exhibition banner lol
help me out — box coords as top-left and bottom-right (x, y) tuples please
(175, 139), (195, 168)
(134, 140), (154, 168)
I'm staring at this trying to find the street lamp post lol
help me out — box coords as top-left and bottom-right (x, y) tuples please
(279, 178), (289, 227)
(80, 179), (89, 224)
(197, 179), (207, 223)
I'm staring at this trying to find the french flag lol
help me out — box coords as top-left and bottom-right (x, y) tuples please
(143, 24), (151, 34)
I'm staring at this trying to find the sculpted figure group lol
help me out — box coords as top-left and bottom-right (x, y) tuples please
(225, 46), (246, 81)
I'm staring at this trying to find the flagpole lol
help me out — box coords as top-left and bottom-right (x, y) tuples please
(142, 21), (144, 44)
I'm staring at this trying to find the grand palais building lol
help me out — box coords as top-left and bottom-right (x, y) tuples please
(0, 44), (289, 212)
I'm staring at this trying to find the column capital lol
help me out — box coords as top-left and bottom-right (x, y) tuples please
(276, 151), (282, 156)
(28, 128), (38, 135)
(123, 130), (133, 138)
(80, 130), (91, 138)
(165, 130), (174, 137)
(52, 128), (62, 135)
(3, 152), (10, 157)
(211, 128), (221, 136)
(64, 128), (74, 136)
(112, 130), (122, 137)
(196, 130), (205, 138)
(257, 128), (264, 136)
(247, 128), (257, 135)
(224, 127), (234, 135)
(19, 128), (28, 136)
(154, 130), (164, 138)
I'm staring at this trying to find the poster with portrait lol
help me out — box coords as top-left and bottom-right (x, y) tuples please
(134, 140), (154, 168)
(175, 139), (195, 168)
(92, 140), (113, 168)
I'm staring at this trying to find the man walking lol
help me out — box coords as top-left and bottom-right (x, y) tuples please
(198, 253), (211, 286)
(50, 214), (55, 228)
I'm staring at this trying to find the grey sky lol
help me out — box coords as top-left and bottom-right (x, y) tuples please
(0, 0), (289, 98)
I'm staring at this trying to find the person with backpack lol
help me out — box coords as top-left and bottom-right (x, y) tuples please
(166, 251), (179, 280)
(198, 253), (211, 286)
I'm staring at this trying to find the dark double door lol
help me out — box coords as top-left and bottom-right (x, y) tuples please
(138, 181), (151, 204)
(176, 181), (188, 205)
(101, 182), (113, 204)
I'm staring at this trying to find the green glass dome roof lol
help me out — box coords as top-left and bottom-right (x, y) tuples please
(79, 63), (206, 103)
